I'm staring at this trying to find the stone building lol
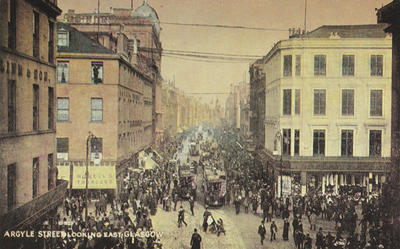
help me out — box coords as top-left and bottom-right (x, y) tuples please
(56, 23), (153, 190)
(251, 24), (392, 196)
(0, 0), (67, 237)
(61, 0), (163, 147)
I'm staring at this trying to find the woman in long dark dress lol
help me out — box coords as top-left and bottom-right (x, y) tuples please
(283, 218), (290, 241)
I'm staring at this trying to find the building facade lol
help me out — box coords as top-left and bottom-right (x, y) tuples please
(161, 81), (220, 137)
(55, 23), (156, 187)
(377, 2), (400, 248)
(0, 0), (68, 235)
(249, 60), (266, 149)
(254, 24), (392, 196)
(61, 0), (163, 147)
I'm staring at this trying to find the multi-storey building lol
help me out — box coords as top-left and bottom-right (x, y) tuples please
(249, 60), (266, 149)
(61, 0), (162, 147)
(226, 82), (250, 139)
(56, 22), (156, 189)
(161, 81), (219, 137)
(377, 2), (400, 247)
(255, 24), (392, 196)
(0, 0), (67, 237)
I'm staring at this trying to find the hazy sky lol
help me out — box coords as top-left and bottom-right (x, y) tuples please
(58, 0), (392, 104)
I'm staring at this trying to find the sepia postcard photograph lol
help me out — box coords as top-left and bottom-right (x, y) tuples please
(0, 0), (399, 248)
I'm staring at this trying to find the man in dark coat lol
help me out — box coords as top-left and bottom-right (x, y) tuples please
(190, 228), (202, 249)
(304, 233), (312, 249)
(316, 227), (325, 249)
(270, 220), (278, 241)
(258, 220), (266, 245)
(283, 218), (290, 241)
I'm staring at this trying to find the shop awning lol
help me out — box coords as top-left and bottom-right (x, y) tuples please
(144, 158), (159, 170)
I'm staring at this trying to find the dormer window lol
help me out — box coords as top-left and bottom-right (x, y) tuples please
(57, 29), (69, 47)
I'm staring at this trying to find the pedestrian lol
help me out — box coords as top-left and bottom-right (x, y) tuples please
(190, 228), (202, 249)
(295, 229), (304, 249)
(304, 233), (312, 249)
(283, 218), (289, 241)
(316, 227), (324, 249)
(234, 196), (241, 215)
(178, 206), (187, 228)
(258, 220), (266, 245)
(203, 207), (211, 232)
(270, 220), (277, 241)
(189, 196), (195, 216)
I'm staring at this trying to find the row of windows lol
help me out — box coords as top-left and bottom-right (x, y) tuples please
(279, 129), (382, 157)
(7, 1), (55, 63)
(57, 98), (103, 122)
(283, 54), (383, 77)
(282, 89), (383, 117)
(57, 61), (103, 84)
(6, 154), (54, 211)
(7, 80), (54, 133)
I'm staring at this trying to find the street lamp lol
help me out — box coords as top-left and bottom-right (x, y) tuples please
(274, 131), (283, 198)
(85, 131), (96, 222)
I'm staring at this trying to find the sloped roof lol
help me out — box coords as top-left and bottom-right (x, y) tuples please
(302, 24), (389, 39)
(56, 22), (114, 54)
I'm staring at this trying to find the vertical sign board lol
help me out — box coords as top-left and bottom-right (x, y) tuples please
(57, 164), (71, 181)
(277, 176), (292, 197)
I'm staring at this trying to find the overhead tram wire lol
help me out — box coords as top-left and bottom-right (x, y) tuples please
(139, 47), (263, 59)
(162, 52), (259, 61)
(162, 54), (252, 64)
(160, 21), (288, 32)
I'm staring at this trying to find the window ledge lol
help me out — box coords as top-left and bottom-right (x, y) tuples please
(0, 130), (55, 139)
(90, 121), (103, 123)
(368, 116), (384, 120)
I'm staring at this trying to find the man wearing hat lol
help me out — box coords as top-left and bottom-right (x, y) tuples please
(190, 228), (202, 249)
(258, 220), (266, 245)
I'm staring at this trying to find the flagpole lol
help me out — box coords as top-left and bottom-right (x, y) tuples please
(304, 0), (307, 33)
(97, 0), (100, 42)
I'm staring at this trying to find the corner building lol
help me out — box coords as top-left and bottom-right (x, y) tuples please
(0, 0), (67, 236)
(258, 24), (392, 196)
(62, 1), (163, 148)
(56, 23), (152, 181)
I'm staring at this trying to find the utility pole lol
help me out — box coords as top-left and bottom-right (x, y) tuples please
(85, 131), (96, 223)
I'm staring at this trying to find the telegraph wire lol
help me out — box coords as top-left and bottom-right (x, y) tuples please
(162, 52), (258, 61)
(162, 54), (252, 64)
(160, 21), (288, 32)
(139, 47), (263, 59)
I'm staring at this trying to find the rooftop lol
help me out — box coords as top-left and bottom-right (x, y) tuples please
(300, 24), (389, 39)
(56, 22), (114, 54)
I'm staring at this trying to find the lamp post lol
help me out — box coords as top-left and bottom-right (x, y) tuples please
(85, 131), (96, 223)
(274, 131), (283, 198)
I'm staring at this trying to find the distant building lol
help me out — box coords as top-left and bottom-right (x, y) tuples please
(251, 24), (392, 196)
(0, 0), (67, 238)
(161, 81), (219, 137)
(249, 60), (266, 149)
